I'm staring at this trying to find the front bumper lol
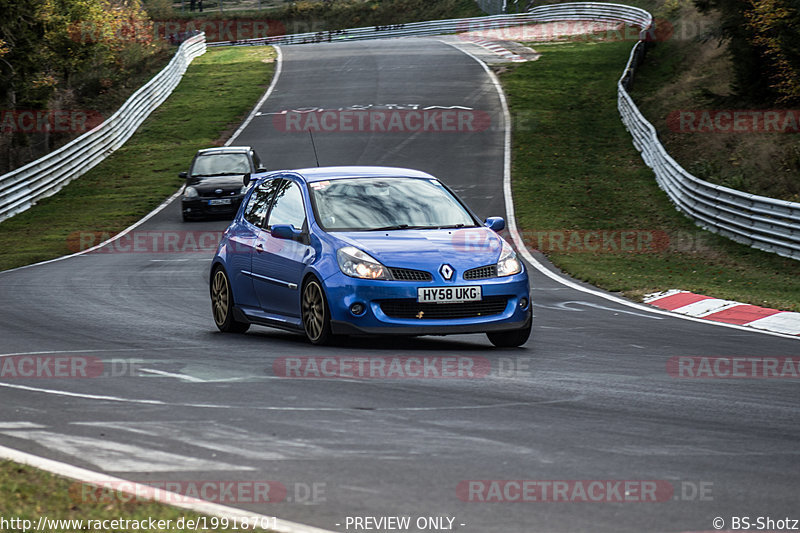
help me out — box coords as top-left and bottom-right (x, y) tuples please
(322, 270), (531, 336)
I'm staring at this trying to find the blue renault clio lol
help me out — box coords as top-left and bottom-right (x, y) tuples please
(209, 166), (531, 347)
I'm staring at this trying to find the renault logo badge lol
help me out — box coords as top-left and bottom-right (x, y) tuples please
(439, 264), (454, 280)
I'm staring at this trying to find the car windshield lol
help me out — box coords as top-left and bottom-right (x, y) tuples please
(191, 153), (250, 177)
(309, 177), (478, 231)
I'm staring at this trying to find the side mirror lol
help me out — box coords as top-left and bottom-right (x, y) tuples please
(179, 171), (188, 179)
(256, 167), (267, 173)
(242, 173), (251, 186)
(484, 217), (505, 232)
(271, 224), (303, 240)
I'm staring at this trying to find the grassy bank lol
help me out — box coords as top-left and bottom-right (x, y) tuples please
(630, 0), (800, 202)
(0, 460), (264, 533)
(503, 38), (800, 311)
(0, 46), (275, 272)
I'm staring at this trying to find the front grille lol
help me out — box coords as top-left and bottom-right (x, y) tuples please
(463, 265), (498, 280)
(389, 268), (433, 281)
(379, 297), (508, 319)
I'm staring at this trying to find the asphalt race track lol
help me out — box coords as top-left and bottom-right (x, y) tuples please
(1, 39), (798, 533)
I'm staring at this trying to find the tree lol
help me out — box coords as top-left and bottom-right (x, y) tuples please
(693, 0), (773, 103)
(746, 0), (800, 105)
(694, 0), (800, 105)
(0, 0), (158, 170)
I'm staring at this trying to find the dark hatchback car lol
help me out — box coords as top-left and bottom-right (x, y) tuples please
(180, 146), (266, 221)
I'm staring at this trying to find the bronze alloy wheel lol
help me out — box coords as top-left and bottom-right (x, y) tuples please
(302, 279), (332, 344)
(211, 268), (250, 333)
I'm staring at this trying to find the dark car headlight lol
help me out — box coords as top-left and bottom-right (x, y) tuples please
(184, 186), (199, 199)
(497, 240), (522, 277)
(337, 246), (390, 280)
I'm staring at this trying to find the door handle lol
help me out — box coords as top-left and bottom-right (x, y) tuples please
(256, 243), (264, 253)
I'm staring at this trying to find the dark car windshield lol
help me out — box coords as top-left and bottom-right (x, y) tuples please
(309, 177), (478, 231)
(191, 153), (250, 177)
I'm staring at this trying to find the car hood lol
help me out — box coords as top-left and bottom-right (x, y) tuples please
(187, 175), (245, 194)
(332, 227), (504, 269)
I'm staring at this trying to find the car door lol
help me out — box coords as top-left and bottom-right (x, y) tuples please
(226, 178), (280, 310)
(251, 178), (312, 318)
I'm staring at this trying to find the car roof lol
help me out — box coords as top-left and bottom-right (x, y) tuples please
(196, 146), (253, 156)
(283, 166), (437, 183)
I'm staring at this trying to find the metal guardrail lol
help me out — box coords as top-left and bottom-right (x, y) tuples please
(613, 14), (800, 260)
(0, 33), (206, 223)
(206, 3), (657, 47)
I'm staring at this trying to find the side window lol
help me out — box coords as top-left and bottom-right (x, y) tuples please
(267, 180), (306, 230)
(243, 179), (279, 226)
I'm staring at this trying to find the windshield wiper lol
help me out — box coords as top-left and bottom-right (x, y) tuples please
(369, 224), (437, 231)
(436, 223), (476, 229)
(369, 223), (476, 231)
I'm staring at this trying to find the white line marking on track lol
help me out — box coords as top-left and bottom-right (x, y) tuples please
(0, 347), (196, 358)
(226, 45), (283, 146)
(0, 187), (185, 275)
(0, 422), (46, 429)
(0, 430), (253, 472)
(442, 39), (799, 341)
(138, 368), (207, 382)
(0, 381), (578, 410)
(339, 485), (383, 494)
(0, 445), (337, 533)
(0, 382), (167, 404)
(536, 300), (665, 319)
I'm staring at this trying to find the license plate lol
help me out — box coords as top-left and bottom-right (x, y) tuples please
(208, 198), (232, 206)
(417, 286), (482, 303)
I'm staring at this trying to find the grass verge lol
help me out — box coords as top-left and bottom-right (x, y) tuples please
(503, 38), (800, 311)
(0, 460), (267, 532)
(0, 45), (275, 272)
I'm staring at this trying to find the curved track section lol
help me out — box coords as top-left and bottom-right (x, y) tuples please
(1, 39), (798, 533)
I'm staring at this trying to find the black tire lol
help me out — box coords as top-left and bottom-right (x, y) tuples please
(210, 268), (250, 333)
(302, 278), (333, 345)
(486, 316), (532, 348)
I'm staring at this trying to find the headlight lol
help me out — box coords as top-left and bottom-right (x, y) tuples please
(337, 246), (389, 280)
(184, 186), (198, 198)
(497, 240), (522, 277)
